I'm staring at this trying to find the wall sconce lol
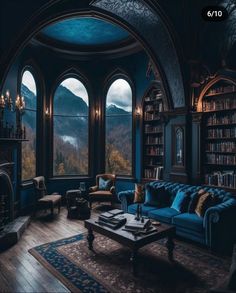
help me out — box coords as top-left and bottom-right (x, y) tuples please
(0, 95), (5, 124)
(45, 107), (50, 118)
(15, 95), (25, 114)
(5, 90), (13, 111)
(0, 95), (6, 109)
(95, 108), (100, 119)
(135, 106), (141, 117)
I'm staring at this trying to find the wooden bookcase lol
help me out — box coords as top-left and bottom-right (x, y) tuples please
(201, 79), (236, 190)
(142, 84), (165, 180)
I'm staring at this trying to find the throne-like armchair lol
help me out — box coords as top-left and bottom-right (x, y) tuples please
(88, 174), (116, 208)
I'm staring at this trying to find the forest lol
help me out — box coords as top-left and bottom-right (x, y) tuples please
(21, 84), (132, 180)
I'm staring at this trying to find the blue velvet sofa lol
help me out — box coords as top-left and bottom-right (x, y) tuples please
(118, 181), (236, 253)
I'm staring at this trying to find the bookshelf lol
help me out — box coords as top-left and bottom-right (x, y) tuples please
(202, 79), (236, 189)
(142, 84), (165, 180)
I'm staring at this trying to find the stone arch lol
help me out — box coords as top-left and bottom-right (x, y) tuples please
(0, 0), (185, 108)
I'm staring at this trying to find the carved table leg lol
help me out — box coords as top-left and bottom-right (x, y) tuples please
(130, 249), (138, 276)
(166, 235), (175, 262)
(87, 227), (95, 250)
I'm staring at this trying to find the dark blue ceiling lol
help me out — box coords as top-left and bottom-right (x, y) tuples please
(40, 17), (130, 46)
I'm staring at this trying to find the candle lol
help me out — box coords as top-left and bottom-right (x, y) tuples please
(0, 95), (5, 108)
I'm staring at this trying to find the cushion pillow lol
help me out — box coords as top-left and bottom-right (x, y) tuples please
(133, 183), (144, 203)
(171, 190), (190, 212)
(98, 177), (112, 191)
(144, 185), (167, 207)
(188, 189), (206, 213)
(195, 192), (211, 217)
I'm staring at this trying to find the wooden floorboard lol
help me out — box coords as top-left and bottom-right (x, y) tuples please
(0, 207), (93, 293)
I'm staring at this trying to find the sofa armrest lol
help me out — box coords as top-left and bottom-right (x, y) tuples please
(117, 190), (135, 212)
(89, 185), (98, 192)
(204, 198), (236, 252)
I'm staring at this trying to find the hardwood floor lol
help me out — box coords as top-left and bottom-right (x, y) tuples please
(0, 207), (92, 293)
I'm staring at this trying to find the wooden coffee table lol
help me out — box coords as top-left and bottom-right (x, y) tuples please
(84, 213), (175, 275)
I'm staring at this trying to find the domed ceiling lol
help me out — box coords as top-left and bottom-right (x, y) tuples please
(40, 17), (131, 46)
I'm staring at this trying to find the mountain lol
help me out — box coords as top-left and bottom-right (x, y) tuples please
(21, 85), (131, 149)
(106, 104), (130, 115)
(54, 85), (88, 115)
(21, 84), (36, 109)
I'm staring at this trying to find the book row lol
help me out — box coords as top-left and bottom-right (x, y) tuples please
(144, 91), (163, 102)
(146, 146), (164, 156)
(145, 103), (163, 113)
(206, 154), (236, 165)
(144, 166), (163, 179)
(145, 157), (163, 166)
(206, 142), (236, 153)
(205, 171), (236, 188)
(207, 128), (236, 138)
(206, 85), (236, 96)
(203, 96), (236, 111)
(145, 136), (163, 145)
(206, 113), (236, 125)
(144, 112), (162, 121)
(144, 125), (163, 133)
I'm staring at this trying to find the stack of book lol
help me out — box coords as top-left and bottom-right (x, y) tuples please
(98, 209), (126, 229)
(124, 218), (154, 234)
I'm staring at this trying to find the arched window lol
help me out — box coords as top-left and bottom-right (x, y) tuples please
(53, 77), (89, 176)
(21, 70), (37, 181)
(105, 78), (133, 176)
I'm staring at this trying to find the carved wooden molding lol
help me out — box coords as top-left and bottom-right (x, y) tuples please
(91, 0), (185, 108)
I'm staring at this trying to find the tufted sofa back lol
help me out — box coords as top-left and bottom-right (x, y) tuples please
(146, 181), (233, 204)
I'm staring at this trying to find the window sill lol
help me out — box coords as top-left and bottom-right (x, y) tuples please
(49, 176), (93, 181)
(116, 176), (136, 182)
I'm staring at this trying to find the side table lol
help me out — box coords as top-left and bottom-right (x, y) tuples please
(66, 189), (90, 219)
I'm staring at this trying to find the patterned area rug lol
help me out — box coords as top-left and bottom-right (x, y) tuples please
(29, 233), (230, 293)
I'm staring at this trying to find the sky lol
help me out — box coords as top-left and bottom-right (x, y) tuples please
(22, 73), (131, 111)
(22, 70), (37, 95)
(106, 78), (132, 112)
(61, 78), (89, 105)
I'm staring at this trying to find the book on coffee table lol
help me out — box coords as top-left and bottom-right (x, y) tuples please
(122, 225), (157, 235)
(125, 218), (151, 231)
(100, 209), (124, 219)
(97, 215), (126, 229)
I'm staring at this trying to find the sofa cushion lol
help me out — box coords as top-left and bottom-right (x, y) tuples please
(171, 190), (190, 212)
(148, 208), (180, 224)
(128, 203), (156, 216)
(188, 189), (205, 213)
(144, 185), (169, 207)
(173, 213), (204, 233)
(195, 192), (211, 217)
(175, 226), (205, 244)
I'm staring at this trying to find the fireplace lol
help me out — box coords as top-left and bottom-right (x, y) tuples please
(0, 166), (14, 231)
(0, 141), (30, 250)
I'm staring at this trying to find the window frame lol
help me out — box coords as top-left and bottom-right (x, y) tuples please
(19, 66), (39, 183)
(51, 73), (91, 179)
(104, 73), (135, 178)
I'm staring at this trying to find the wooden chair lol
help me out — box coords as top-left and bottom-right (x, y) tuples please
(32, 176), (62, 216)
(89, 174), (116, 208)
